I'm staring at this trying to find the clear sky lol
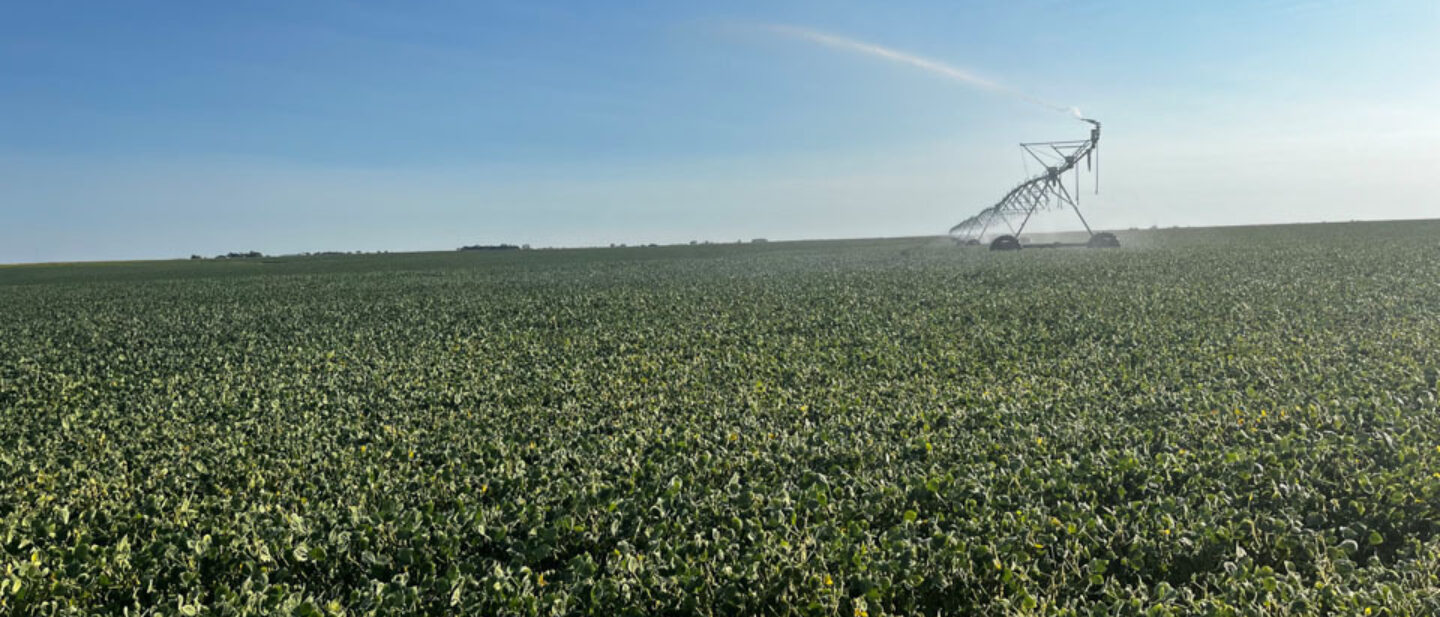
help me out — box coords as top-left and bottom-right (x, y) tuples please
(2, 0), (1437, 263)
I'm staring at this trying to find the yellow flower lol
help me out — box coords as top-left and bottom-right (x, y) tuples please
(1161, 529), (1171, 536)
(1036, 437), (1044, 446)
(824, 574), (833, 586)
(1365, 608), (1373, 615)
(854, 608), (869, 617)
(537, 573), (546, 587)
(409, 450), (415, 459)
(360, 445), (366, 453)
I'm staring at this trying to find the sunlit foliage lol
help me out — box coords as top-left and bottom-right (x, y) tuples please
(2, 222), (1439, 615)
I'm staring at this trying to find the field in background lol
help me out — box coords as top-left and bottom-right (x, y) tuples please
(3, 220), (1439, 615)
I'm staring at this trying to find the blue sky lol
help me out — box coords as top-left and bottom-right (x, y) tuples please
(2, 0), (1437, 263)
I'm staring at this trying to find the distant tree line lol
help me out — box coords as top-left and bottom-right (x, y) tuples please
(458, 244), (529, 251)
(193, 251), (264, 260)
(190, 250), (401, 260)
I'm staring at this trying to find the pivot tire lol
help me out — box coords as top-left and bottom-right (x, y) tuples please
(990, 235), (1022, 251)
(1086, 232), (1120, 249)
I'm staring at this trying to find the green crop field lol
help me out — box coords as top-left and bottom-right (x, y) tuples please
(3, 220), (1439, 616)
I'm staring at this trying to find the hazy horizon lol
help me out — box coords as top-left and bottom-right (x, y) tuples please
(4, 1), (1437, 264)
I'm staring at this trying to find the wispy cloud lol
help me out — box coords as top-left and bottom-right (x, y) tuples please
(762, 24), (1082, 119)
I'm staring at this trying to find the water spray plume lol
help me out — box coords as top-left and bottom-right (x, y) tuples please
(765, 24), (1082, 120)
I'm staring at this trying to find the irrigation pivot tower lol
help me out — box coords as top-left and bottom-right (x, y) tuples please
(949, 119), (1118, 250)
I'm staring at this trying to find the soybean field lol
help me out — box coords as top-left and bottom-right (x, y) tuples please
(3, 220), (1440, 616)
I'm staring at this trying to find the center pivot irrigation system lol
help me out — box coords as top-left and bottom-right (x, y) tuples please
(949, 119), (1119, 250)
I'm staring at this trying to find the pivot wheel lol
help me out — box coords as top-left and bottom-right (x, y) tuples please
(1086, 232), (1120, 249)
(990, 235), (1022, 251)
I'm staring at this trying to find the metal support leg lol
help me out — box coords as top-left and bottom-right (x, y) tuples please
(1055, 182), (1093, 236)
